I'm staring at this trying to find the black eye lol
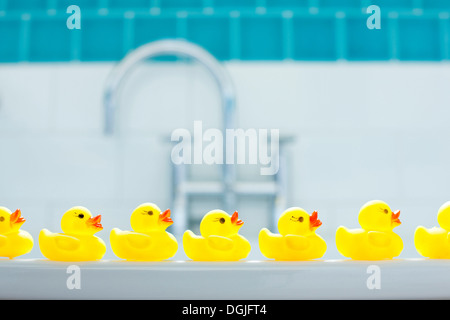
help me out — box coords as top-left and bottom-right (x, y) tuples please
(0, 217), (4, 222)
(78, 214), (84, 219)
(148, 211), (153, 216)
(384, 209), (389, 214)
(298, 216), (304, 222)
(219, 218), (225, 224)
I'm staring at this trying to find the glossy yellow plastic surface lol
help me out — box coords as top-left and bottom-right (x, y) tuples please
(39, 206), (106, 261)
(110, 203), (178, 261)
(259, 207), (326, 261)
(0, 207), (33, 259)
(414, 201), (450, 259)
(335, 200), (403, 260)
(183, 210), (251, 261)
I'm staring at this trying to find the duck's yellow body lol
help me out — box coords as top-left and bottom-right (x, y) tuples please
(0, 231), (34, 259)
(414, 227), (450, 259)
(0, 207), (33, 259)
(335, 227), (403, 260)
(183, 231), (251, 261)
(111, 229), (178, 261)
(110, 203), (178, 261)
(335, 200), (403, 260)
(39, 229), (106, 261)
(259, 208), (326, 261)
(183, 210), (251, 261)
(38, 206), (106, 262)
(414, 202), (450, 259)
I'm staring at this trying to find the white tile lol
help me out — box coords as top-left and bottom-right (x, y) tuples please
(397, 131), (450, 200)
(119, 135), (173, 201)
(0, 137), (53, 199)
(0, 136), (118, 201)
(41, 137), (118, 200)
(235, 196), (273, 238)
(362, 64), (450, 131)
(0, 64), (54, 134)
(52, 63), (113, 134)
(189, 64), (223, 129)
(116, 63), (192, 136)
(226, 62), (450, 135)
(226, 62), (304, 132)
(291, 132), (401, 201)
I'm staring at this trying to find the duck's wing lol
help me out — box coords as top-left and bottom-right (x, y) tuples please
(207, 235), (234, 251)
(0, 234), (7, 248)
(368, 231), (391, 247)
(125, 232), (152, 249)
(54, 234), (81, 251)
(285, 234), (310, 251)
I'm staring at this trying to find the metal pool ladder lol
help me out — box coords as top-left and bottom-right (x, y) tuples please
(103, 39), (289, 234)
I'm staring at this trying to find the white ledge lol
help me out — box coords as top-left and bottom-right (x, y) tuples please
(0, 258), (448, 299)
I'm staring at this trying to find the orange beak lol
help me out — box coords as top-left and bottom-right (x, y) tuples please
(87, 215), (103, 230)
(10, 209), (25, 227)
(391, 210), (401, 226)
(159, 209), (173, 224)
(309, 211), (322, 230)
(231, 211), (244, 226)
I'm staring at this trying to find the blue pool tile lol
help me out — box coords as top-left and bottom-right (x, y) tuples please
(186, 15), (230, 60)
(240, 16), (284, 60)
(55, 0), (101, 11)
(134, 16), (178, 48)
(109, 0), (151, 10)
(265, 0), (309, 9)
(6, 0), (47, 11)
(213, 0), (257, 9)
(0, 4), (448, 63)
(422, 0), (450, 10)
(366, 0), (414, 10)
(29, 17), (72, 61)
(159, 0), (203, 9)
(397, 17), (441, 60)
(292, 16), (336, 60)
(444, 18), (450, 60)
(346, 16), (390, 60)
(81, 16), (124, 61)
(318, 0), (363, 10)
(134, 16), (178, 61)
(0, 19), (21, 62)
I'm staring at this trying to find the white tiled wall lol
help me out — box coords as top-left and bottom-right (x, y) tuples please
(1, 61), (450, 260)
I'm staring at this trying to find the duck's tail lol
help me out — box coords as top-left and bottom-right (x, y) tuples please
(38, 228), (54, 260)
(109, 228), (124, 258)
(258, 228), (278, 259)
(182, 230), (204, 260)
(414, 226), (435, 258)
(335, 226), (353, 258)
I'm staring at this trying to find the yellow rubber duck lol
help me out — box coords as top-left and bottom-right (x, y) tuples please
(110, 203), (178, 261)
(0, 207), (33, 259)
(259, 207), (326, 261)
(414, 201), (450, 259)
(335, 200), (403, 260)
(39, 206), (106, 261)
(183, 210), (251, 261)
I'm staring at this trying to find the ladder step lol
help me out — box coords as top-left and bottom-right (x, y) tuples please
(178, 181), (279, 196)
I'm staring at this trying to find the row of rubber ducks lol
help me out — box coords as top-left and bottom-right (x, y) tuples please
(1, 200), (449, 261)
